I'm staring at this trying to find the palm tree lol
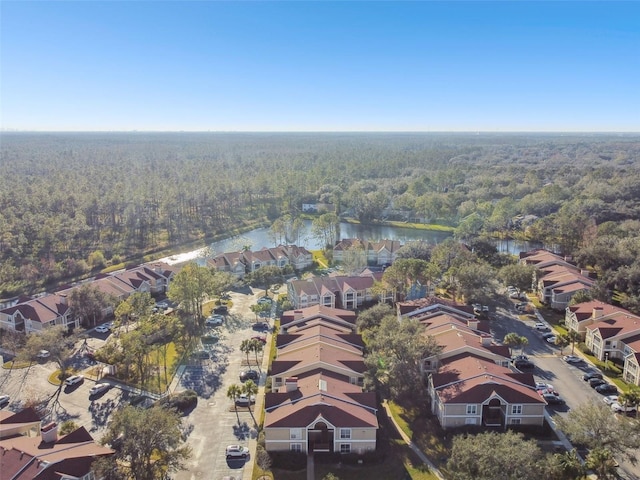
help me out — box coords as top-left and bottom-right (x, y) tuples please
(226, 384), (242, 423)
(240, 339), (252, 367)
(242, 379), (259, 426)
(619, 387), (640, 417)
(503, 332), (521, 357)
(567, 330), (581, 355)
(250, 338), (264, 373)
(550, 449), (586, 480)
(503, 333), (528, 356)
(554, 333), (570, 354)
(586, 447), (617, 479)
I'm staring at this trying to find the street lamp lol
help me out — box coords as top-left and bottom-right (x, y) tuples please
(605, 352), (609, 371)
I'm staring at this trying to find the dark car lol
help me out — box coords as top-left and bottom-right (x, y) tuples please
(213, 305), (228, 315)
(583, 371), (604, 382)
(514, 359), (534, 369)
(252, 322), (270, 331)
(193, 350), (210, 360)
(239, 370), (259, 382)
(596, 383), (619, 395)
(542, 393), (566, 405)
(589, 378), (607, 388)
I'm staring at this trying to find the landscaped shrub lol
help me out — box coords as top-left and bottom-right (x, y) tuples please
(577, 342), (592, 355)
(269, 450), (306, 470)
(156, 389), (197, 414)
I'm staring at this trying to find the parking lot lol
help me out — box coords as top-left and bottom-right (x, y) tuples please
(0, 286), (274, 480)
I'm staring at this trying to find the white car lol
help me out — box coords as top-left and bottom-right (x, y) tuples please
(611, 402), (636, 414)
(535, 382), (554, 391)
(36, 350), (50, 359)
(205, 315), (224, 326)
(534, 323), (549, 331)
(64, 374), (84, 386)
(546, 336), (557, 344)
(95, 325), (110, 333)
(89, 383), (110, 396)
(225, 444), (250, 459)
(603, 395), (619, 406)
(235, 394), (256, 406)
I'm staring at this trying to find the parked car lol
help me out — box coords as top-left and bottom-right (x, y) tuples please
(595, 383), (619, 395)
(611, 401), (637, 414)
(225, 444), (250, 459)
(589, 378), (607, 388)
(36, 349), (50, 359)
(542, 393), (566, 405)
(156, 301), (169, 310)
(235, 394), (256, 406)
(0, 395), (9, 408)
(252, 321), (269, 331)
(239, 369), (259, 382)
(251, 335), (267, 344)
(583, 371), (603, 381)
(545, 336), (557, 344)
(95, 325), (110, 333)
(205, 315), (224, 326)
(89, 383), (111, 396)
(563, 355), (582, 364)
(534, 322), (549, 331)
(541, 332), (556, 339)
(213, 305), (228, 315)
(603, 395), (619, 405)
(193, 350), (210, 360)
(514, 359), (534, 369)
(257, 297), (272, 305)
(64, 374), (84, 386)
(535, 382), (554, 391)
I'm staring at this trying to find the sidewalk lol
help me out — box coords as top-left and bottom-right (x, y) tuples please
(381, 400), (445, 480)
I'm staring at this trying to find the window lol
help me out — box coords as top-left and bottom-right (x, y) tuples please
(511, 405), (522, 415)
(291, 443), (302, 452)
(465, 418), (477, 425)
(340, 428), (351, 439)
(466, 405), (477, 415)
(340, 444), (351, 453)
(290, 428), (302, 440)
(510, 418), (521, 425)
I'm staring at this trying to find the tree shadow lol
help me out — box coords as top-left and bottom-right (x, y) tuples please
(232, 421), (251, 440)
(88, 397), (118, 430)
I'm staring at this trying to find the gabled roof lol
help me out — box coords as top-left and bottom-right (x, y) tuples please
(281, 305), (357, 332)
(397, 297), (474, 317)
(0, 426), (113, 465)
(276, 325), (364, 352)
(431, 355), (542, 405)
(586, 314), (640, 340)
(271, 342), (366, 376)
(0, 295), (69, 324)
(568, 301), (635, 322)
(264, 372), (377, 429)
(427, 325), (510, 359)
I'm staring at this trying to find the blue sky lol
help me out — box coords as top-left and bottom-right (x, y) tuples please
(1, 1), (639, 132)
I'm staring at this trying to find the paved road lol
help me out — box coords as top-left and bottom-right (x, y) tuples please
(492, 304), (640, 479)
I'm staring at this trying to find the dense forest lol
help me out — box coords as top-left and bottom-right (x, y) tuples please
(1, 132), (640, 306)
